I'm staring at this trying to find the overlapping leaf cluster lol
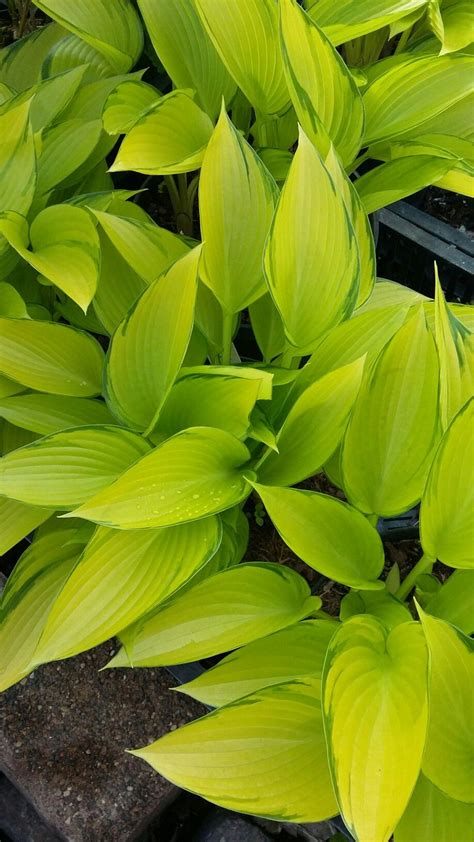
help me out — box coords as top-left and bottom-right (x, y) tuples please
(0, 2), (473, 841)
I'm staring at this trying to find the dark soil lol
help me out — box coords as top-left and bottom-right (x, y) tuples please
(422, 187), (473, 231)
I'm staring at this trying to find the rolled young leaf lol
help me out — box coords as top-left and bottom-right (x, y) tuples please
(0, 426), (150, 509)
(264, 128), (359, 353)
(420, 399), (473, 568)
(322, 616), (429, 842)
(257, 358), (365, 487)
(105, 246), (201, 433)
(199, 107), (278, 314)
(253, 483), (384, 590)
(0, 319), (104, 397)
(178, 619), (337, 707)
(418, 607), (474, 803)
(33, 516), (221, 664)
(342, 307), (440, 517)
(68, 426), (252, 529)
(280, 0), (364, 167)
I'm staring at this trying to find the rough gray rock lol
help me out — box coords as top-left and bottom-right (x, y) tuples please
(193, 810), (272, 841)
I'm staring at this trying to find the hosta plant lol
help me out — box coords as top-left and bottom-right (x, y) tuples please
(0, 1), (473, 841)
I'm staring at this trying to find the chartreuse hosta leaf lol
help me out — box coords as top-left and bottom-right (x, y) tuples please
(0, 284), (30, 319)
(0, 23), (64, 90)
(253, 484), (384, 590)
(35, 118), (104, 195)
(0, 319), (104, 397)
(40, 31), (118, 82)
(105, 247), (201, 433)
(0, 98), (36, 218)
(137, 0), (235, 120)
(280, 0), (364, 167)
(132, 678), (337, 821)
(0, 206), (100, 313)
(418, 608), (474, 803)
(199, 107), (278, 314)
(32, 516), (221, 665)
(92, 229), (144, 334)
(103, 79), (161, 135)
(108, 563), (319, 668)
(157, 368), (272, 440)
(342, 307), (439, 518)
(433, 271), (474, 431)
(420, 399), (473, 568)
(0, 498), (50, 556)
(110, 90), (214, 175)
(0, 535), (80, 692)
(163, 676), (345, 818)
(69, 427), (251, 529)
(264, 129), (359, 353)
(424, 570), (474, 635)
(178, 619), (337, 707)
(395, 772), (474, 842)
(306, 0), (428, 45)
(258, 358), (365, 487)
(0, 426), (150, 509)
(356, 156), (454, 215)
(323, 616), (429, 842)
(249, 293), (286, 363)
(92, 210), (189, 284)
(195, 0), (289, 118)
(33, 0), (143, 73)
(0, 375), (26, 399)
(363, 55), (474, 146)
(433, 0), (474, 55)
(0, 394), (115, 435)
(340, 588), (412, 631)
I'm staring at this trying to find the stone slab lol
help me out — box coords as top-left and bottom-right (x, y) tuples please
(0, 774), (63, 842)
(1, 642), (206, 842)
(193, 809), (272, 841)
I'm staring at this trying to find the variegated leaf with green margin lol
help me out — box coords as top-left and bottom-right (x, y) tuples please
(0, 318), (104, 396)
(339, 588), (412, 630)
(178, 619), (337, 707)
(105, 247), (200, 433)
(33, 0), (143, 73)
(323, 144), (376, 307)
(356, 279), (428, 315)
(0, 206), (100, 313)
(306, 0), (428, 45)
(0, 394), (115, 435)
(132, 678), (337, 821)
(0, 536), (80, 692)
(195, 0), (289, 118)
(252, 483), (384, 590)
(0, 426), (150, 509)
(0, 23), (65, 91)
(0, 283), (30, 319)
(294, 305), (408, 401)
(28, 65), (87, 132)
(257, 358), (365, 487)
(92, 210), (189, 283)
(35, 118), (103, 195)
(0, 497), (50, 556)
(363, 54), (474, 146)
(68, 427), (251, 529)
(156, 368), (272, 440)
(264, 128), (359, 353)
(418, 607), (474, 802)
(108, 563), (320, 668)
(137, 0), (235, 120)
(279, 0), (364, 167)
(395, 772), (474, 842)
(420, 399), (473, 568)
(424, 570), (474, 635)
(110, 90), (214, 175)
(322, 616), (429, 842)
(199, 107), (278, 314)
(342, 307), (439, 517)
(103, 79), (161, 134)
(433, 270), (474, 431)
(356, 156), (454, 214)
(32, 516), (221, 665)
(40, 32), (117, 83)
